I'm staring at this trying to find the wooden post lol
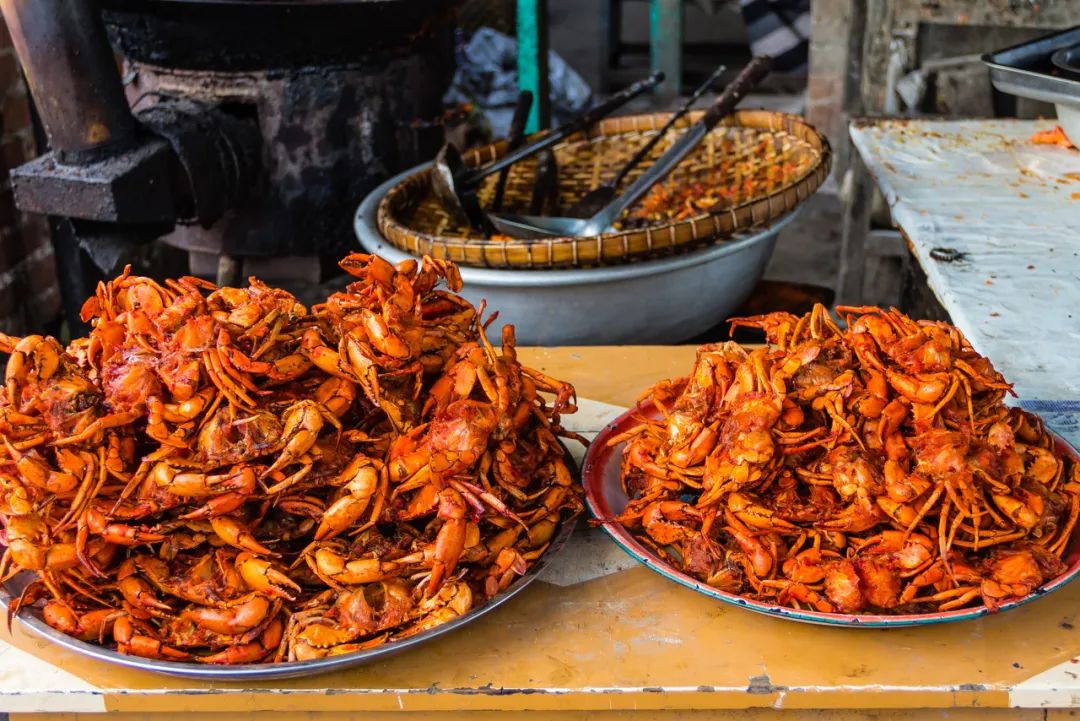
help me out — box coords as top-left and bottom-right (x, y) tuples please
(517, 0), (551, 132)
(837, 150), (872, 305)
(650, 0), (682, 102)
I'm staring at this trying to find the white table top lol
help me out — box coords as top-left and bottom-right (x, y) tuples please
(849, 118), (1080, 449)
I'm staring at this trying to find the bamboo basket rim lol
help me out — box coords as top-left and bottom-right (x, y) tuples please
(377, 109), (831, 269)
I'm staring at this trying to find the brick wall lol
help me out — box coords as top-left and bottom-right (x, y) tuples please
(0, 15), (59, 335)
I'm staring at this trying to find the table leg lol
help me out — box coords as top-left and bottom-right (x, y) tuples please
(837, 151), (872, 305)
(517, 0), (551, 132)
(650, 0), (682, 102)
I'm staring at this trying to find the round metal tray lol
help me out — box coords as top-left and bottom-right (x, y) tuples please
(583, 401), (1080, 628)
(0, 515), (577, 680)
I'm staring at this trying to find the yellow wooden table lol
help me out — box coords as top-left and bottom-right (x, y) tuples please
(3, 347), (1079, 720)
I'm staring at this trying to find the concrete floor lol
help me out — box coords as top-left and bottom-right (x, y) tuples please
(764, 189), (841, 293)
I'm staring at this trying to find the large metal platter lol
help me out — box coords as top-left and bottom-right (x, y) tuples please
(583, 401), (1080, 628)
(0, 514), (577, 680)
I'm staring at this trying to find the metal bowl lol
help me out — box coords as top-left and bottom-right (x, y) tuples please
(0, 515), (577, 680)
(355, 167), (800, 346)
(583, 401), (1080, 628)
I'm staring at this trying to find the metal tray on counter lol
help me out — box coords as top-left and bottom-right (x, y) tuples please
(983, 26), (1080, 105)
(983, 26), (1080, 140)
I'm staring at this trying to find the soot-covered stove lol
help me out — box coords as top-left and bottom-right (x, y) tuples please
(0, 0), (458, 325)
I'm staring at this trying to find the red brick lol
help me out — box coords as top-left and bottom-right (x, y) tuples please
(20, 213), (49, 241)
(0, 20), (12, 51)
(18, 134), (36, 161)
(22, 208), (45, 229)
(0, 187), (18, 229)
(2, 92), (29, 135)
(0, 55), (16, 96)
(1, 134), (24, 169)
(0, 279), (17, 318)
(25, 244), (57, 289)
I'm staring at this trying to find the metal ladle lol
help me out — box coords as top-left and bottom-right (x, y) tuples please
(487, 56), (773, 239)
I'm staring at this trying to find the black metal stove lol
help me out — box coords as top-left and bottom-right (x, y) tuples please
(0, 0), (457, 317)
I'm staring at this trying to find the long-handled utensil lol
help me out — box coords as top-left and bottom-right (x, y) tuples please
(564, 63), (727, 219)
(529, 149), (559, 216)
(490, 90), (533, 213)
(431, 71), (664, 228)
(487, 56), (773, 239)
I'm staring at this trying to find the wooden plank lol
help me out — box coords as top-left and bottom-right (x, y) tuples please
(837, 149), (873, 304)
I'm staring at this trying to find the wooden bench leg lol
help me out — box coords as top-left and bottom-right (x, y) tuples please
(837, 151), (872, 305)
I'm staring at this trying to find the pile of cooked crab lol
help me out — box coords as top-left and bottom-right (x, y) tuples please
(613, 304), (1078, 615)
(0, 253), (581, 663)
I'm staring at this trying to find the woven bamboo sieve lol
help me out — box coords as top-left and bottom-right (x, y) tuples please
(377, 109), (831, 269)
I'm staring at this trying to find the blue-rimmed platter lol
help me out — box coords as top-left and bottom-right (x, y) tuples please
(583, 400), (1080, 628)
